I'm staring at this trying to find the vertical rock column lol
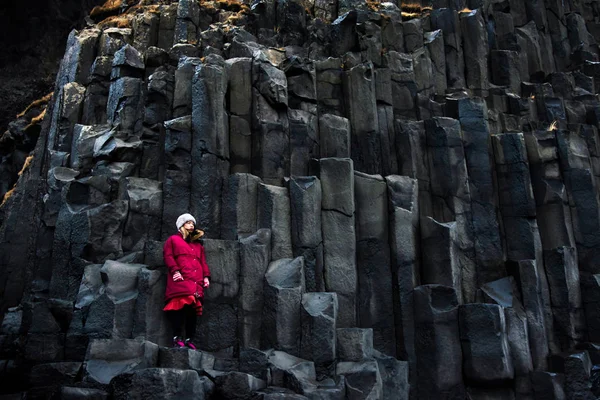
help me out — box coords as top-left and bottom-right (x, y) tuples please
(425, 117), (476, 302)
(523, 129), (576, 252)
(121, 177), (162, 252)
(239, 229), (271, 349)
(343, 62), (381, 174)
(493, 132), (560, 352)
(509, 260), (550, 371)
(161, 116), (191, 240)
(424, 29), (447, 95)
(315, 58), (344, 117)
(414, 285), (464, 399)
(81, 56), (111, 125)
(174, 0), (200, 44)
(173, 57), (201, 118)
(319, 114), (350, 158)
(198, 240), (240, 353)
(141, 67), (174, 180)
(374, 66), (397, 176)
(301, 292), (338, 379)
(543, 246), (585, 350)
(386, 51), (418, 121)
(492, 133), (540, 263)
(227, 57), (253, 174)
(132, 12), (159, 52)
(581, 274), (600, 342)
(319, 158), (357, 328)
(490, 50), (522, 95)
(354, 172), (395, 356)
(55, 28), (100, 89)
(459, 304), (514, 386)
(460, 10), (488, 92)
(289, 176), (324, 292)
(134, 267), (169, 347)
(431, 8), (465, 89)
(47, 83), (86, 155)
(287, 60), (319, 177)
(262, 257), (305, 356)
(191, 55), (229, 238)
(289, 109), (319, 177)
(396, 119), (432, 217)
(252, 57), (289, 186)
(221, 173), (261, 240)
(449, 96), (504, 286)
(386, 175), (419, 392)
(556, 129), (600, 275)
(106, 60), (144, 138)
(257, 183), (293, 260)
(420, 217), (464, 303)
(157, 4), (177, 50)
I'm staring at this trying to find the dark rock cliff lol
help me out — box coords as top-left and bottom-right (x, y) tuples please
(1, 0), (600, 398)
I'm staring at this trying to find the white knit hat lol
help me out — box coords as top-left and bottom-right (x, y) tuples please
(176, 213), (196, 230)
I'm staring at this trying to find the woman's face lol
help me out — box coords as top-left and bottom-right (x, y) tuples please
(183, 220), (195, 232)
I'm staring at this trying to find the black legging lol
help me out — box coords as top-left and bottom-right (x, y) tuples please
(166, 305), (197, 339)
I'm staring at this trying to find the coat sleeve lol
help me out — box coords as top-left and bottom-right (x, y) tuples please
(163, 237), (179, 274)
(200, 244), (210, 279)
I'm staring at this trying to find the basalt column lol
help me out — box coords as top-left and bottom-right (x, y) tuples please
(191, 54), (229, 238)
(318, 158), (357, 328)
(354, 172), (395, 356)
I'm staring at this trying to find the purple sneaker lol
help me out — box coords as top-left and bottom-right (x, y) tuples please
(184, 338), (197, 350)
(173, 336), (185, 348)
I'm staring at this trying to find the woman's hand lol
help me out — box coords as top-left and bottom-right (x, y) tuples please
(203, 277), (210, 288)
(173, 271), (184, 282)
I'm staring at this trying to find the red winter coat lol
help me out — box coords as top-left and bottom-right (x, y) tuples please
(163, 233), (210, 302)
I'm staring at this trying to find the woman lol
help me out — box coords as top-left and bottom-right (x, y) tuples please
(163, 213), (210, 349)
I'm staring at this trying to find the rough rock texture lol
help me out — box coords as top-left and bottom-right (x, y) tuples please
(2, 0), (600, 398)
